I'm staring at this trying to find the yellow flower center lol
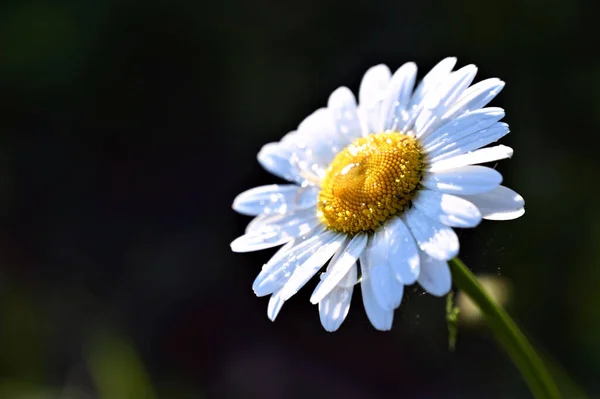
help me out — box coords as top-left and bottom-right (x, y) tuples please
(317, 132), (425, 234)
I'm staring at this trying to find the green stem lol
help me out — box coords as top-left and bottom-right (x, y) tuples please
(449, 257), (561, 399)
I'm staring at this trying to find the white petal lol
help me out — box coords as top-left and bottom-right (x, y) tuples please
(319, 286), (353, 332)
(400, 57), (457, 132)
(241, 207), (319, 235)
(231, 208), (321, 253)
(382, 217), (420, 285)
(318, 265), (356, 332)
(296, 108), (344, 167)
(462, 185), (525, 220)
(279, 233), (347, 301)
(324, 260), (359, 289)
(335, 264), (358, 288)
(267, 289), (286, 321)
(359, 64), (392, 133)
(443, 78), (505, 118)
(421, 165), (502, 195)
(429, 145), (513, 171)
(413, 190), (482, 228)
(409, 58), (457, 108)
(379, 62), (418, 132)
(357, 230), (403, 310)
(252, 227), (327, 296)
(310, 233), (367, 304)
(279, 130), (300, 146)
(414, 65), (478, 140)
(425, 65), (477, 111)
(244, 209), (319, 236)
(322, 261), (358, 289)
(257, 143), (319, 185)
(328, 87), (363, 141)
(254, 239), (296, 278)
(360, 252), (393, 331)
(369, 260), (404, 310)
(365, 229), (388, 267)
(359, 64), (392, 106)
(230, 229), (292, 253)
(418, 252), (452, 296)
(428, 122), (510, 163)
(233, 184), (319, 216)
(422, 107), (505, 152)
(245, 213), (272, 234)
(403, 207), (459, 261)
(298, 108), (337, 137)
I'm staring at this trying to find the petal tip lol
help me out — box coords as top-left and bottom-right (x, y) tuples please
(309, 294), (321, 305)
(229, 238), (244, 253)
(463, 64), (478, 75)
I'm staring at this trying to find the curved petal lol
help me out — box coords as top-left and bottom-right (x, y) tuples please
(461, 185), (525, 220)
(328, 87), (363, 142)
(418, 252), (452, 296)
(244, 208), (319, 235)
(422, 108), (505, 153)
(310, 233), (368, 304)
(428, 122), (510, 163)
(233, 184), (319, 216)
(252, 226), (327, 296)
(360, 251), (393, 331)
(257, 142), (320, 185)
(267, 289), (286, 321)
(295, 108), (345, 167)
(230, 208), (321, 253)
(245, 213), (273, 234)
(230, 229), (293, 253)
(401, 57), (457, 132)
(428, 145), (513, 172)
(359, 64), (392, 134)
(403, 207), (459, 261)
(380, 217), (420, 284)
(442, 78), (505, 118)
(279, 233), (347, 301)
(318, 264), (357, 332)
(412, 190), (482, 228)
(379, 62), (418, 132)
(421, 165), (502, 195)
(370, 260), (404, 310)
(361, 229), (405, 309)
(414, 64), (478, 140)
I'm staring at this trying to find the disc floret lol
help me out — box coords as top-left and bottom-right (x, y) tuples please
(318, 132), (426, 234)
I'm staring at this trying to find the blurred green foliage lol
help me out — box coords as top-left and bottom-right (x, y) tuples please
(86, 332), (157, 399)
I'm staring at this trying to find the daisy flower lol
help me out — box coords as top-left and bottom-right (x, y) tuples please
(231, 57), (525, 332)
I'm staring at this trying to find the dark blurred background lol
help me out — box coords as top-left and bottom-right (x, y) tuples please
(0, 0), (597, 398)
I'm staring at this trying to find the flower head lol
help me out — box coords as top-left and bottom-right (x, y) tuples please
(231, 57), (525, 331)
